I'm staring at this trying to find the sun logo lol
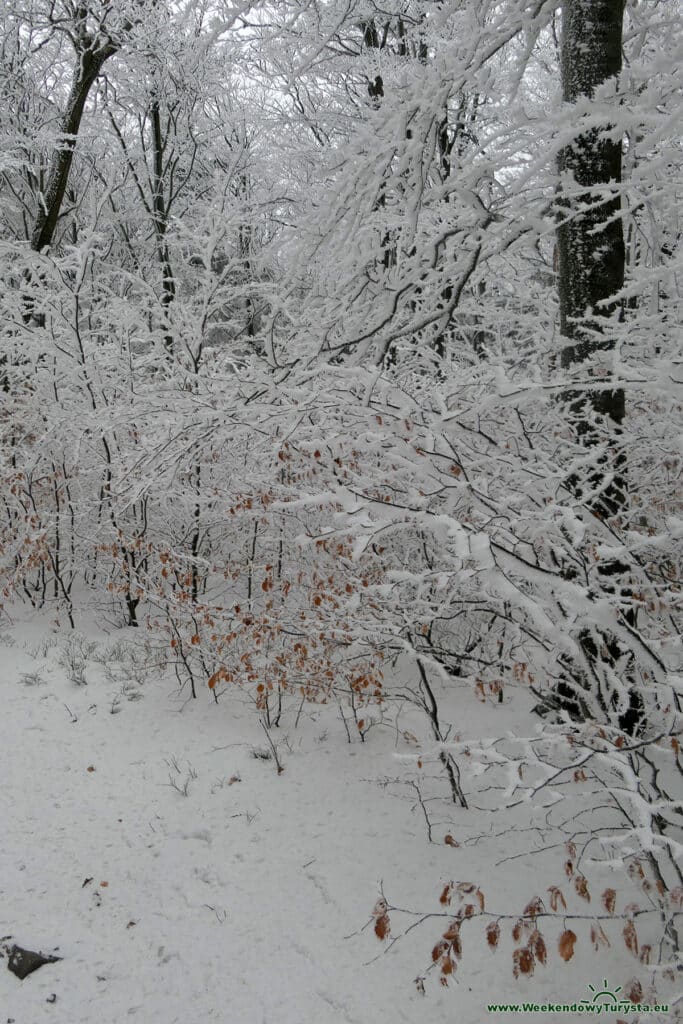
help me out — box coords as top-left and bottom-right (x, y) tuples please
(582, 979), (622, 1006)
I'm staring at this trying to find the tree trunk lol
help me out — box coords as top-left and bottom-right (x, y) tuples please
(31, 44), (117, 253)
(554, 0), (644, 735)
(150, 98), (176, 353)
(558, 0), (625, 504)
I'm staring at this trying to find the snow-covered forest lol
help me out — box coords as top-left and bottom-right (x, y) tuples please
(0, 1), (681, 1021)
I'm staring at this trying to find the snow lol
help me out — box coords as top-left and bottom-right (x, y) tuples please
(0, 613), (674, 1023)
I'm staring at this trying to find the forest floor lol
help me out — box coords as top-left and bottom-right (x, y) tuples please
(0, 610), (667, 1024)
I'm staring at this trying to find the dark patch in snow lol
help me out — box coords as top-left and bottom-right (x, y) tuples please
(2, 940), (62, 980)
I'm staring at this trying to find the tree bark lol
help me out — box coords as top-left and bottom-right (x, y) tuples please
(31, 43), (117, 253)
(558, 0), (626, 488)
(150, 98), (176, 352)
(554, 1), (644, 735)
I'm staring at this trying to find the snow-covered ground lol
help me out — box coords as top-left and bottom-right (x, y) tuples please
(0, 613), (670, 1023)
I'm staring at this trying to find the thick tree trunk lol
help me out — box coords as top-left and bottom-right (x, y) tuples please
(31, 44), (117, 253)
(558, 0), (625, 514)
(554, 1), (644, 735)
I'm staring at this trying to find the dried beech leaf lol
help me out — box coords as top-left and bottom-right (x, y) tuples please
(548, 886), (566, 912)
(530, 930), (547, 965)
(558, 930), (576, 962)
(590, 924), (610, 950)
(450, 931), (462, 960)
(623, 920), (638, 957)
(602, 888), (616, 914)
(432, 940), (449, 963)
(669, 886), (683, 909)
(574, 874), (590, 902)
(512, 947), (535, 978)
(441, 956), (455, 976)
(627, 978), (643, 1004)
(372, 897), (388, 917)
(374, 913), (390, 941)
(486, 921), (500, 950)
(628, 860), (645, 881)
(439, 884), (453, 906)
(523, 897), (544, 919)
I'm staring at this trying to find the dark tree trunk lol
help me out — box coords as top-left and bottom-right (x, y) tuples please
(558, 0), (626, 509)
(31, 43), (117, 252)
(150, 99), (176, 353)
(553, 1), (644, 735)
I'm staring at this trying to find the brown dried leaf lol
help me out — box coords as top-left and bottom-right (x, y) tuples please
(441, 956), (455, 976)
(639, 944), (651, 964)
(432, 939), (449, 963)
(548, 886), (566, 912)
(372, 897), (388, 917)
(530, 930), (547, 966)
(439, 883), (453, 906)
(456, 882), (476, 895)
(511, 919), (523, 943)
(374, 913), (390, 941)
(628, 860), (645, 881)
(627, 978), (643, 1004)
(574, 874), (590, 902)
(558, 930), (576, 962)
(444, 834), (460, 848)
(476, 888), (485, 912)
(669, 886), (683, 909)
(590, 924), (610, 950)
(602, 888), (616, 914)
(486, 921), (500, 951)
(442, 922), (461, 942)
(564, 859), (574, 878)
(512, 947), (535, 978)
(450, 932), (462, 959)
(523, 897), (544, 919)
(623, 920), (639, 957)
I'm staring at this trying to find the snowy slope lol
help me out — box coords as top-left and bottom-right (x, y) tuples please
(0, 615), (670, 1024)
